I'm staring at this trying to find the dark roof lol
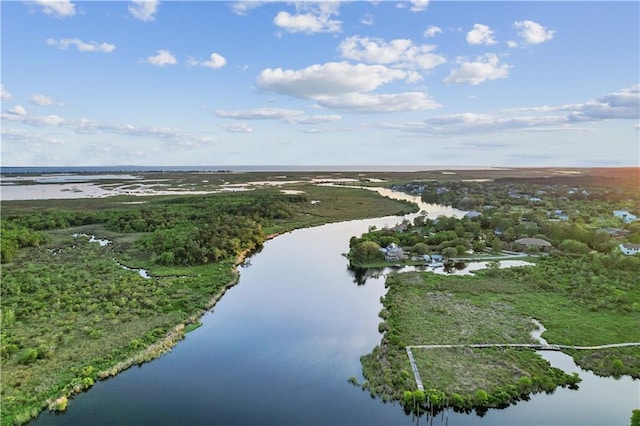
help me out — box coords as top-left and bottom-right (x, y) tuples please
(621, 243), (640, 250)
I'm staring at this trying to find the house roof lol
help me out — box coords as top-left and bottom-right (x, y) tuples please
(515, 238), (552, 247)
(621, 243), (640, 250)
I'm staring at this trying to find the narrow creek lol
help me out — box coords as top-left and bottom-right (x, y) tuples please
(36, 188), (638, 425)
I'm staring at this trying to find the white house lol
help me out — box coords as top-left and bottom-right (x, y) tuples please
(619, 243), (640, 256)
(614, 210), (638, 224)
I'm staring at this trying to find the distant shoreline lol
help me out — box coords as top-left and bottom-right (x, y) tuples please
(0, 165), (538, 174)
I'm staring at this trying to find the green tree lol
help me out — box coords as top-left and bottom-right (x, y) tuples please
(441, 247), (457, 259)
(559, 239), (590, 254)
(413, 243), (429, 255)
(351, 241), (384, 264)
(474, 389), (489, 405)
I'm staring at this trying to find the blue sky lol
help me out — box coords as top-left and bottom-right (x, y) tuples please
(1, 0), (638, 167)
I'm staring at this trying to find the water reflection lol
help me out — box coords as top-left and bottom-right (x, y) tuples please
(346, 260), (534, 285)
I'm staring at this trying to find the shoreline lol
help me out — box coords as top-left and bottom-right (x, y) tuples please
(46, 232), (282, 415)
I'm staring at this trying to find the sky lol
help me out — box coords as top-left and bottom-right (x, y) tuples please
(1, 0), (639, 167)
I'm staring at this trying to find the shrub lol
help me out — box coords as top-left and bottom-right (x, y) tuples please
(48, 396), (68, 412)
(18, 348), (38, 365)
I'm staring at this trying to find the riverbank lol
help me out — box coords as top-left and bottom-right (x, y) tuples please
(0, 185), (416, 425)
(360, 261), (639, 414)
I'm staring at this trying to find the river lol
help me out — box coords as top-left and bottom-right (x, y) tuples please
(34, 188), (638, 425)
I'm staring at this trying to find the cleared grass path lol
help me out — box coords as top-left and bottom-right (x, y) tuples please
(408, 342), (640, 350)
(405, 342), (640, 391)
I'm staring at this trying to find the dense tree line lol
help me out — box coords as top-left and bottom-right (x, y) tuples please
(2, 192), (309, 267)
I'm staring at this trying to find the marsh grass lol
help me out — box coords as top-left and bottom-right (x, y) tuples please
(361, 266), (637, 410)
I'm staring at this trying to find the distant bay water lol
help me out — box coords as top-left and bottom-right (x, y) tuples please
(1, 165), (500, 174)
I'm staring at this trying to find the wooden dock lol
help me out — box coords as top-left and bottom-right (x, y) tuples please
(405, 342), (640, 390)
(405, 347), (424, 391)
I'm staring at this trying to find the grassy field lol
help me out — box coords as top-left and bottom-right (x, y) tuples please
(361, 261), (639, 413)
(0, 183), (415, 425)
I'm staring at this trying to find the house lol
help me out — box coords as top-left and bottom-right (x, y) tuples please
(383, 244), (407, 262)
(619, 243), (640, 256)
(614, 210), (637, 224)
(554, 209), (569, 221)
(599, 228), (629, 238)
(464, 211), (482, 219)
(391, 223), (408, 233)
(514, 238), (552, 252)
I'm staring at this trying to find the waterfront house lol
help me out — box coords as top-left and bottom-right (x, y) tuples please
(619, 243), (640, 256)
(383, 244), (407, 262)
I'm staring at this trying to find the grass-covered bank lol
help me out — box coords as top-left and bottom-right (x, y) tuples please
(0, 185), (416, 425)
(360, 252), (639, 414)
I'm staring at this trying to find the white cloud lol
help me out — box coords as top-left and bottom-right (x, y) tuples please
(315, 92), (440, 113)
(379, 85), (640, 136)
(145, 49), (177, 66)
(360, 13), (374, 26)
(285, 114), (342, 124)
(28, 0), (76, 18)
(410, 0), (429, 12)
(189, 53), (227, 69)
(0, 127), (65, 146)
(220, 123), (254, 133)
(29, 93), (56, 106)
(46, 38), (116, 53)
(339, 36), (446, 70)
(423, 25), (442, 38)
(214, 108), (343, 125)
(8, 105), (27, 116)
(273, 2), (341, 34)
(258, 62), (409, 98)
(230, 1), (268, 16)
(444, 53), (511, 85)
(0, 111), (215, 144)
(507, 40), (518, 48)
(504, 85), (639, 122)
(214, 108), (303, 120)
(257, 61), (441, 113)
(420, 113), (565, 134)
(567, 84), (639, 121)
(514, 20), (555, 44)
(0, 84), (13, 101)
(2, 113), (65, 126)
(128, 0), (159, 22)
(466, 24), (496, 45)
(1, 128), (30, 139)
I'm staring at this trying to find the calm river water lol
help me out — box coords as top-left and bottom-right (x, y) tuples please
(34, 189), (638, 425)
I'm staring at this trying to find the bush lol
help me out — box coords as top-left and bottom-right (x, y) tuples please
(559, 239), (590, 254)
(48, 396), (68, 412)
(18, 348), (38, 365)
(474, 389), (489, 406)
